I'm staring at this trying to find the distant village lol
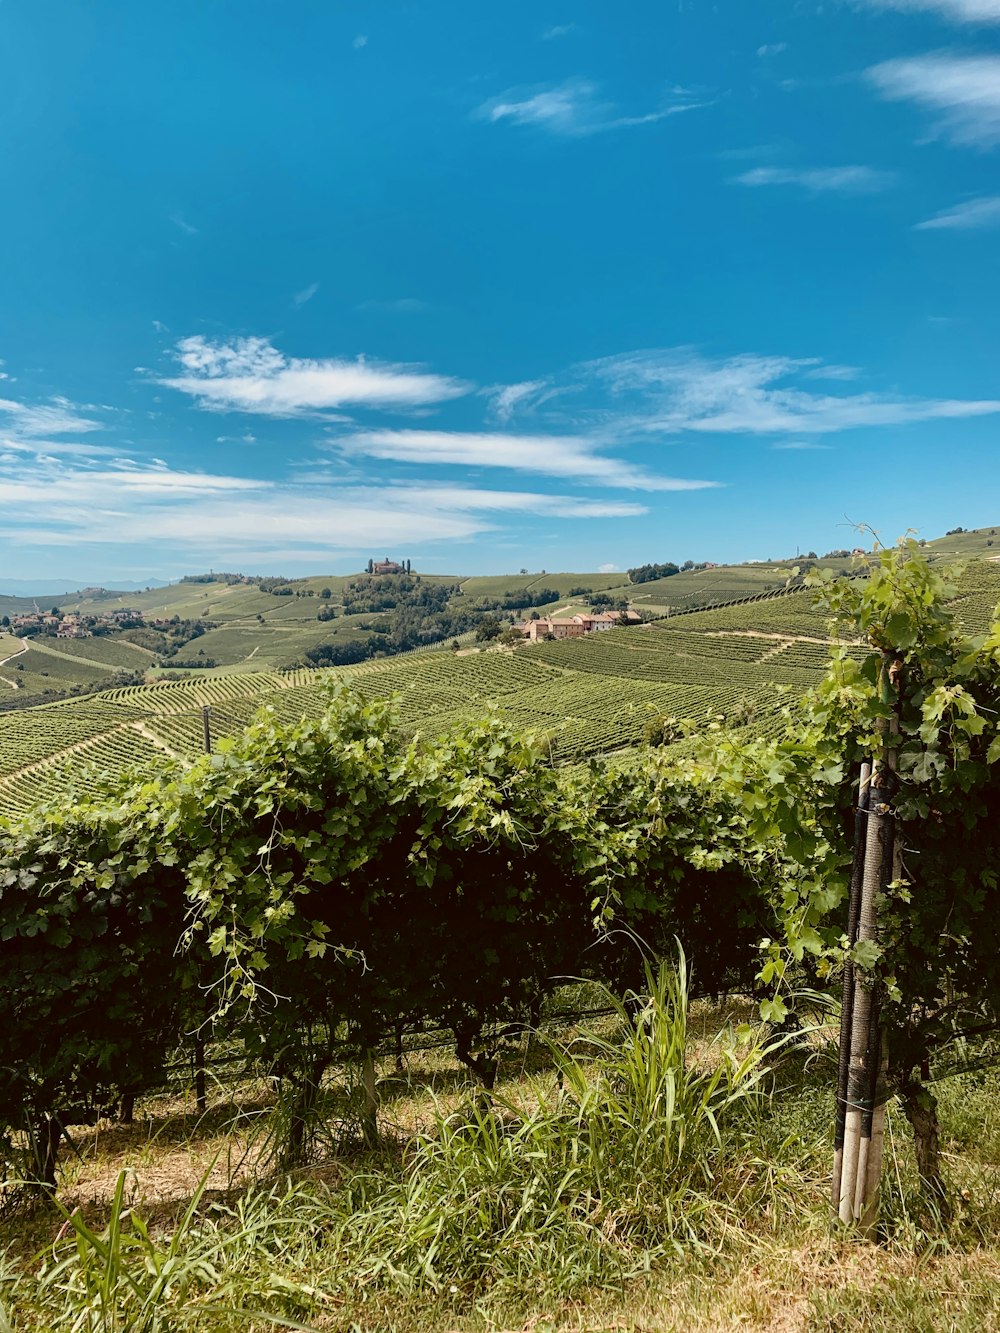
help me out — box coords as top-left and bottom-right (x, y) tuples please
(5, 608), (163, 639)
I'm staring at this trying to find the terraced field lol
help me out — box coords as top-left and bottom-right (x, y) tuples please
(3, 559), (998, 817)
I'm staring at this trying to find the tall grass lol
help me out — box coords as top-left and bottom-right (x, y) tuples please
(13, 954), (804, 1330)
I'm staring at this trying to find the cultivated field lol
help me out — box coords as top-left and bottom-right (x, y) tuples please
(4, 558), (997, 817)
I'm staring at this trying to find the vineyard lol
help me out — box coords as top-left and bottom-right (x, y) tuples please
(2, 558), (997, 815)
(4, 545), (1000, 1331)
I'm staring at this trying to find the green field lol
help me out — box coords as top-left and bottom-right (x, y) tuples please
(3, 551), (998, 814)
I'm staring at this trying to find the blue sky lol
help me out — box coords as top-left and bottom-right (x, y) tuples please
(1, 0), (999, 581)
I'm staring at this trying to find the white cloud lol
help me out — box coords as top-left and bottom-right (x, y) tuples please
(160, 335), (470, 417)
(916, 194), (1000, 228)
(581, 348), (1000, 436)
(732, 165), (895, 193)
(598, 562), (619, 572)
(488, 379), (551, 423)
(352, 33), (367, 48)
(0, 394), (122, 458)
(757, 42), (788, 55)
(770, 440), (833, 450)
(476, 79), (710, 137)
(0, 456), (646, 561)
(0, 395), (103, 439)
(867, 52), (1000, 147)
(170, 214), (198, 236)
(863, 0), (1000, 21)
(293, 281), (319, 307)
(541, 23), (576, 38)
(803, 363), (860, 380)
(336, 428), (719, 491)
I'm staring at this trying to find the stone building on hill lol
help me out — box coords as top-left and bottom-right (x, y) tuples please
(518, 611), (640, 641)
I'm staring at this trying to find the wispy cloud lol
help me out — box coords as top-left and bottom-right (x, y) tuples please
(293, 281), (319, 307)
(732, 164), (895, 193)
(476, 79), (710, 137)
(0, 394), (120, 458)
(803, 363), (860, 381)
(757, 42), (788, 56)
(159, 335), (470, 417)
(170, 213), (198, 236)
(578, 348), (1000, 437)
(334, 428), (719, 491)
(541, 23), (576, 38)
(488, 379), (551, 423)
(770, 440), (832, 450)
(0, 455), (646, 563)
(916, 193), (1000, 227)
(867, 52), (1000, 147)
(352, 33), (367, 48)
(862, 0), (1000, 21)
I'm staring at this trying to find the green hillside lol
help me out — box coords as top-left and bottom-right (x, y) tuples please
(7, 555), (997, 817)
(3, 547), (997, 804)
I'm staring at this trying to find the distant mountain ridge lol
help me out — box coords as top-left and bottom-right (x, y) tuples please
(0, 578), (171, 598)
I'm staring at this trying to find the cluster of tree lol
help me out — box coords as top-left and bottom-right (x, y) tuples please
(627, 562), (680, 583)
(462, 587), (560, 614)
(305, 640), (374, 668)
(148, 619), (217, 659)
(341, 574), (432, 616)
(627, 561), (711, 583)
(588, 593), (629, 612)
(181, 573), (257, 586)
(159, 655), (218, 669)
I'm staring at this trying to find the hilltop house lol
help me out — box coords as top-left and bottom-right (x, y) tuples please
(518, 611), (640, 641)
(370, 557), (407, 575)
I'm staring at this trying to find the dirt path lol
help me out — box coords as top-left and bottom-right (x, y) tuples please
(703, 629), (848, 645)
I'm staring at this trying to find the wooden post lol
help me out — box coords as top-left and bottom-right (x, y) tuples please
(201, 705), (212, 755)
(834, 655), (900, 1232)
(832, 762), (871, 1211)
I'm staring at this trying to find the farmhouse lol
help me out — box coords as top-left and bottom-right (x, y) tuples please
(519, 611), (640, 641)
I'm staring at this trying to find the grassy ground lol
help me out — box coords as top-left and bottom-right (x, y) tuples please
(3, 987), (1000, 1332)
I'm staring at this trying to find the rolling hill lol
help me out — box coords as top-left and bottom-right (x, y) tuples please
(3, 553), (998, 819)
